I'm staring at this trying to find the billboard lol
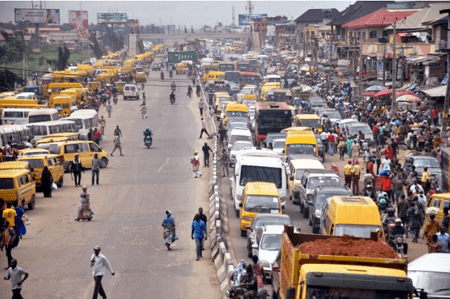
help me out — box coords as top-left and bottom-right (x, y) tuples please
(15, 9), (60, 24)
(168, 51), (196, 64)
(127, 19), (139, 28)
(238, 14), (268, 25)
(97, 13), (127, 24)
(69, 11), (89, 41)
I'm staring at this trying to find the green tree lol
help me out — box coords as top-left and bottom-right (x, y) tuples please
(0, 31), (32, 64)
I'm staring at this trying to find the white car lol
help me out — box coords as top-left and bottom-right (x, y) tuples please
(251, 225), (284, 282)
(271, 138), (285, 156)
(229, 141), (255, 168)
(123, 84), (139, 100)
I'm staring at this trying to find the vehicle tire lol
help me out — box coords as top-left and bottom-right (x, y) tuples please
(235, 209), (239, 218)
(241, 229), (246, 237)
(303, 208), (309, 218)
(100, 157), (108, 168)
(57, 176), (64, 188)
(312, 226), (320, 234)
(146, 144), (150, 149)
(27, 196), (35, 210)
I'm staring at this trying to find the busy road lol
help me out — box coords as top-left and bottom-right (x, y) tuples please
(0, 71), (221, 298)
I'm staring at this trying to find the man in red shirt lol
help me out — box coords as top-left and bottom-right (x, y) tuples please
(384, 144), (393, 161)
(433, 108), (438, 125)
(327, 132), (335, 155)
(381, 174), (393, 203)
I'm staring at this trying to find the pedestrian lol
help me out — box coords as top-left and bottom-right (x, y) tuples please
(337, 139), (346, 160)
(41, 166), (53, 198)
(343, 160), (352, 188)
(93, 128), (101, 145)
(191, 150), (202, 178)
(162, 210), (178, 250)
(92, 153), (100, 185)
(3, 202), (17, 228)
(442, 207), (449, 233)
(113, 125), (122, 137)
(251, 255), (265, 288)
(219, 148), (229, 177)
(381, 173), (393, 203)
(201, 142), (213, 167)
(14, 206), (26, 238)
(90, 246), (115, 299)
(196, 207), (207, 250)
(397, 195), (409, 228)
(191, 213), (207, 261)
(363, 168), (374, 187)
(199, 118), (210, 138)
(375, 146), (382, 174)
(218, 126), (227, 147)
(87, 128), (93, 141)
(421, 166), (431, 193)
(110, 134), (124, 157)
(351, 160), (361, 195)
(4, 259), (28, 299)
(71, 154), (84, 187)
(427, 234), (442, 252)
(384, 144), (393, 161)
(198, 100), (204, 117)
(327, 131), (334, 155)
(106, 101), (112, 118)
(140, 103), (147, 119)
(435, 227), (450, 253)
(392, 174), (404, 206)
(351, 139), (360, 158)
(407, 202), (422, 242)
(423, 214), (440, 252)
(380, 155), (391, 174)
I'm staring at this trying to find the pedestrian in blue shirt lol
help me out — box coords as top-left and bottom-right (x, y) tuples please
(191, 214), (207, 261)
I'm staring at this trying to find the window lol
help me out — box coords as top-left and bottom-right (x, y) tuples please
(22, 175), (29, 184)
(370, 31), (377, 39)
(89, 143), (101, 152)
(383, 30), (388, 37)
(65, 144), (81, 153)
(81, 143), (89, 152)
(0, 178), (15, 189)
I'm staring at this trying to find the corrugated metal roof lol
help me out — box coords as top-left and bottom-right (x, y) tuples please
(328, 1), (394, 26)
(294, 9), (339, 23)
(342, 8), (419, 29)
(385, 3), (450, 30)
(422, 85), (447, 98)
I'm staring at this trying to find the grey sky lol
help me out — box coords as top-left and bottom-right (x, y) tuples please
(1, 1), (350, 27)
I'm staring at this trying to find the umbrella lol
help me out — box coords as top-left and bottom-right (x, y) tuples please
(365, 85), (388, 92)
(396, 90), (415, 97)
(396, 95), (421, 102)
(375, 89), (393, 97)
(362, 91), (377, 97)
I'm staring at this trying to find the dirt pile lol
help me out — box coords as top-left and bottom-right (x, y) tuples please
(299, 235), (398, 259)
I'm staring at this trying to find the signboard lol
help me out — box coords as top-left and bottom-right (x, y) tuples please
(97, 13), (127, 24)
(15, 9), (60, 24)
(168, 51), (196, 64)
(127, 19), (139, 28)
(69, 11), (89, 40)
(238, 14), (268, 25)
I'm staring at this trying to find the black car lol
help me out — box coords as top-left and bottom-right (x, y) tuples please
(308, 186), (352, 233)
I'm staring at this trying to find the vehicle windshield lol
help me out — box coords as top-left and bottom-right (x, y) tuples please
(227, 111), (248, 118)
(217, 97), (230, 103)
(0, 178), (15, 189)
(29, 115), (52, 123)
(308, 177), (341, 189)
(316, 192), (351, 208)
(253, 218), (292, 230)
(414, 159), (440, 168)
(300, 119), (320, 128)
(244, 195), (280, 212)
(320, 111), (341, 119)
(408, 271), (450, 296)
(307, 287), (409, 299)
(273, 140), (285, 149)
(240, 165), (282, 188)
(286, 144), (316, 156)
(260, 233), (282, 250)
(243, 100), (256, 106)
(334, 224), (381, 238)
(232, 142), (253, 152)
(20, 159), (44, 169)
(349, 125), (372, 135)
(230, 135), (251, 144)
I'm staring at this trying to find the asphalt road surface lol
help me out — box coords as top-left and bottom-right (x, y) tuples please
(0, 71), (221, 299)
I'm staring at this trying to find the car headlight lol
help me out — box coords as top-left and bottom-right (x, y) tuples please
(242, 216), (252, 221)
(260, 260), (271, 268)
(315, 210), (321, 218)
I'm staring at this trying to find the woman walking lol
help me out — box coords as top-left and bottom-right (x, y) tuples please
(41, 166), (53, 198)
(162, 210), (178, 250)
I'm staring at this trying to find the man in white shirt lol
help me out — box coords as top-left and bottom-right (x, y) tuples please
(4, 259), (28, 299)
(91, 246), (115, 299)
(380, 155), (391, 174)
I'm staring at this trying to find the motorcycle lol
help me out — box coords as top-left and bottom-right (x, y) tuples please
(170, 94), (175, 105)
(187, 89), (192, 98)
(390, 234), (405, 258)
(113, 94), (118, 105)
(144, 135), (152, 149)
(160, 71), (164, 80)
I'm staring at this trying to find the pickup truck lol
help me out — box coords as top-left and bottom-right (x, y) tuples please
(274, 226), (417, 299)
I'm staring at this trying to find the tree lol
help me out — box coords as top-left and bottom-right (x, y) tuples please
(0, 31), (32, 64)
(89, 32), (104, 59)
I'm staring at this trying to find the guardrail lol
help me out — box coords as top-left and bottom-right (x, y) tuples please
(200, 81), (236, 298)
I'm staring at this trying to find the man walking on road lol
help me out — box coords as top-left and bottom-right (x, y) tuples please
(4, 259), (28, 299)
(91, 153), (100, 185)
(219, 148), (229, 177)
(343, 160), (353, 188)
(191, 214), (207, 261)
(198, 100), (204, 117)
(199, 118), (210, 138)
(114, 125), (122, 138)
(201, 142), (213, 167)
(110, 134), (124, 157)
(71, 154), (84, 187)
(90, 246), (115, 299)
(194, 207), (207, 250)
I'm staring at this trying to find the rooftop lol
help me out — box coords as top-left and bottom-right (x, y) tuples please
(342, 8), (419, 29)
(294, 9), (339, 24)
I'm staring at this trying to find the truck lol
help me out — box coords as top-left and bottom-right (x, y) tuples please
(276, 226), (415, 299)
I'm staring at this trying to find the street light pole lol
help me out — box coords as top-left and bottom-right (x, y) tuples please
(391, 18), (397, 114)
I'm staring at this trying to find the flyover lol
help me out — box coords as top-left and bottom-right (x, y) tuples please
(128, 31), (253, 56)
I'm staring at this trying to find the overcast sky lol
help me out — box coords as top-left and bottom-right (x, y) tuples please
(1, 1), (351, 27)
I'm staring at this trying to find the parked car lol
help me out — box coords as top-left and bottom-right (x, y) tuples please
(403, 155), (442, 188)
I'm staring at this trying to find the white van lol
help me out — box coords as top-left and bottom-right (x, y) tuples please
(232, 148), (287, 217)
(65, 109), (98, 138)
(123, 84), (139, 100)
(16, 92), (37, 101)
(28, 108), (60, 123)
(228, 128), (252, 151)
(2, 108), (35, 124)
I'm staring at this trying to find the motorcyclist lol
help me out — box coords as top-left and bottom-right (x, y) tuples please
(242, 265), (258, 298)
(378, 195), (388, 214)
(143, 127), (152, 142)
(111, 84), (117, 95)
(171, 81), (176, 91)
(170, 91), (176, 101)
(169, 69), (173, 77)
(389, 218), (408, 254)
(362, 182), (377, 201)
(196, 84), (201, 97)
(383, 207), (397, 235)
(160, 71), (164, 80)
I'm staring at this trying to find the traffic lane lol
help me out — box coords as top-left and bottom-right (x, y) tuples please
(0, 71), (220, 299)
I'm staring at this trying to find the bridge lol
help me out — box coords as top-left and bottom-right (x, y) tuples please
(128, 31), (255, 56)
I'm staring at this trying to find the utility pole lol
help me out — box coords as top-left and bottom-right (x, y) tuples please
(391, 18), (397, 114)
(232, 6), (235, 27)
(353, 34), (357, 77)
(383, 45), (386, 86)
(328, 25), (333, 88)
(359, 30), (363, 99)
(440, 9), (450, 138)
(400, 46), (404, 88)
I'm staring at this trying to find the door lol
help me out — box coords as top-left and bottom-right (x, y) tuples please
(78, 142), (92, 167)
